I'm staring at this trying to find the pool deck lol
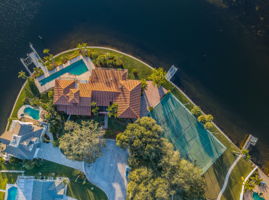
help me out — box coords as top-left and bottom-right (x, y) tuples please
(17, 105), (43, 122)
(35, 55), (95, 93)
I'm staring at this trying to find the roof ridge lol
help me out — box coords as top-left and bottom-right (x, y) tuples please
(118, 106), (138, 118)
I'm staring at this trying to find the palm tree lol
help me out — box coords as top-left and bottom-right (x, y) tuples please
(91, 102), (99, 116)
(148, 68), (166, 87)
(107, 103), (118, 118)
(43, 49), (50, 55)
(18, 71), (27, 79)
(140, 79), (148, 93)
(242, 149), (251, 160)
(59, 55), (68, 65)
(77, 42), (88, 55)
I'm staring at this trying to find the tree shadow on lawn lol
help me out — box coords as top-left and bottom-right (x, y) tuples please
(203, 151), (235, 199)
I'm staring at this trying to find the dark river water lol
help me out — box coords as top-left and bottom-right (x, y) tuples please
(0, 0), (269, 165)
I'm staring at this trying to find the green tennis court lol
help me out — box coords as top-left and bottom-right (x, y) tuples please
(149, 93), (226, 173)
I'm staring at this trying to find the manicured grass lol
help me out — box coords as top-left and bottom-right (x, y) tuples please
(0, 160), (107, 200)
(6, 78), (39, 130)
(88, 48), (153, 80)
(6, 47), (252, 200)
(54, 50), (80, 66)
(83, 47), (253, 199)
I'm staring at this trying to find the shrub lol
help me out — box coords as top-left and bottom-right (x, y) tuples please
(46, 63), (57, 71)
(198, 114), (214, 124)
(191, 106), (202, 117)
(148, 106), (154, 112)
(148, 68), (166, 87)
(140, 79), (148, 93)
(107, 103), (118, 118)
(95, 53), (123, 68)
(33, 67), (44, 78)
(87, 50), (100, 60)
(204, 122), (214, 131)
(198, 115), (206, 123)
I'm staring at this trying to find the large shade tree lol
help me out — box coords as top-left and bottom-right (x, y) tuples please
(117, 117), (205, 200)
(59, 120), (105, 162)
(116, 117), (163, 168)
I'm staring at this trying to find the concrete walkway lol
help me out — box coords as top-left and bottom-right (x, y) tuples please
(0, 189), (5, 192)
(217, 155), (242, 200)
(84, 140), (128, 200)
(36, 143), (84, 171)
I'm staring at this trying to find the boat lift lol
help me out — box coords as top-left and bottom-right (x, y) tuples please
(166, 65), (178, 81)
(20, 43), (48, 76)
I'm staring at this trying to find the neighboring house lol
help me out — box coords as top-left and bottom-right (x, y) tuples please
(0, 120), (46, 160)
(5, 176), (75, 200)
(53, 68), (142, 118)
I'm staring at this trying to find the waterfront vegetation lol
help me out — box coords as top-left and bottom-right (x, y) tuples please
(4, 45), (255, 200)
(116, 117), (205, 199)
(6, 77), (40, 130)
(33, 67), (44, 78)
(0, 158), (107, 200)
(242, 170), (262, 192)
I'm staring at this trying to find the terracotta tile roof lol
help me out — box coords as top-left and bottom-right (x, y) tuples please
(120, 80), (141, 91)
(54, 80), (76, 105)
(78, 83), (92, 97)
(53, 68), (141, 118)
(115, 81), (141, 118)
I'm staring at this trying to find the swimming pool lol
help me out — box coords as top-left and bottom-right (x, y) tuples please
(253, 192), (265, 200)
(39, 59), (88, 86)
(24, 107), (40, 120)
(7, 186), (18, 200)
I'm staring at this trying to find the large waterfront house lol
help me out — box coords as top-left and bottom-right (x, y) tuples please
(5, 176), (75, 200)
(0, 120), (46, 160)
(53, 68), (142, 118)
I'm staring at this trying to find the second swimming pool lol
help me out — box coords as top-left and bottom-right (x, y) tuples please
(24, 106), (40, 120)
(7, 186), (18, 200)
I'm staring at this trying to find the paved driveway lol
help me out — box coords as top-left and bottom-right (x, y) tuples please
(84, 140), (128, 200)
(36, 143), (84, 171)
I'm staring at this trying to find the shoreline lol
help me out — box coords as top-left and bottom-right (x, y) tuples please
(4, 45), (255, 200)
(4, 80), (27, 132)
(53, 46), (238, 149)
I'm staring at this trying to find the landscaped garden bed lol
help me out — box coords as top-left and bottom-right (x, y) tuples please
(0, 158), (107, 200)
(6, 45), (254, 200)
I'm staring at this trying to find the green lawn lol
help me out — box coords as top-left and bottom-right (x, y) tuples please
(4, 46), (253, 200)
(6, 78), (39, 130)
(0, 159), (107, 200)
(88, 48), (153, 80)
(85, 47), (253, 199)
